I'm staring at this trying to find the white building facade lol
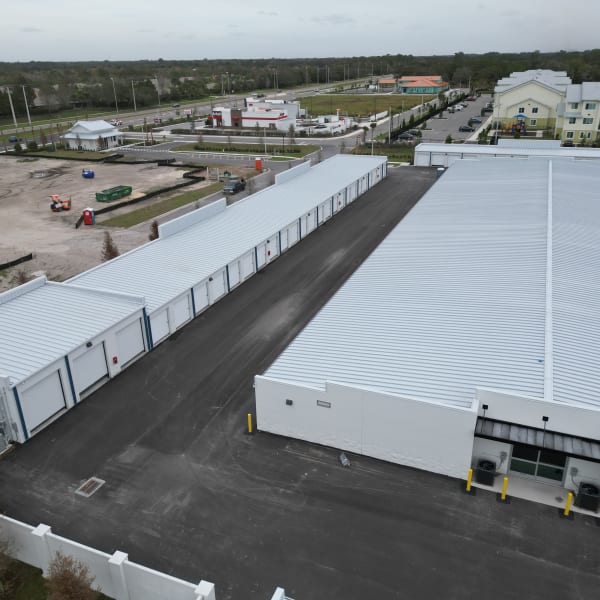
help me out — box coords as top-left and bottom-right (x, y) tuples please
(256, 154), (600, 494)
(63, 120), (122, 151)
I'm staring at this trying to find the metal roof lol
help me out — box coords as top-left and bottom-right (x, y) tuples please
(0, 278), (144, 386)
(494, 70), (571, 93)
(566, 82), (600, 103)
(68, 155), (386, 313)
(263, 157), (600, 411)
(415, 142), (600, 160)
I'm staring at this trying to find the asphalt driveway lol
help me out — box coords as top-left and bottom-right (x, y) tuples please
(1, 166), (600, 600)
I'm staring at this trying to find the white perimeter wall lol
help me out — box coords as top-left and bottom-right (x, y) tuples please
(255, 377), (478, 479)
(0, 516), (215, 600)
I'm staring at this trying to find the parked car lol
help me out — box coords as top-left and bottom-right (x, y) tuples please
(407, 129), (421, 136)
(172, 103), (181, 108)
(110, 119), (122, 126)
(454, 105), (463, 111)
(397, 132), (416, 141)
(223, 178), (246, 195)
(469, 117), (482, 124)
(459, 125), (475, 132)
(8, 135), (19, 143)
(466, 96), (477, 101)
(562, 140), (574, 147)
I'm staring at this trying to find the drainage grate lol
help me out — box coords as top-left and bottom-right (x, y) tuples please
(75, 477), (105, 498)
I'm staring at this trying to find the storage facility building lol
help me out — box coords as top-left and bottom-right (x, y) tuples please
(0, 155), (386, 449)
(68, 155), (387, 347)
(414, 139), (600, 167)
(256, 156), (600, 492)
(0, 278), (147, 445)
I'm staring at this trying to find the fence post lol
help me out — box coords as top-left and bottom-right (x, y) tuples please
(195, 580), (216, 600)
(31, 524), (52, 575)
(108, 551), (131, 600)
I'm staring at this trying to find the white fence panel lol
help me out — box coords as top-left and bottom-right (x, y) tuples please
(47, 533), (115, 597)
(0, 515), (37, 567)
(123, 561), (203, 600)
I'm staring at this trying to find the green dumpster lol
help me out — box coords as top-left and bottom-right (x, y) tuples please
(95, 185), (133, 202)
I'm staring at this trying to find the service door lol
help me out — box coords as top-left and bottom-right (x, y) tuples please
(150, 309), (170, 344)
(115, 319), (145, 367)
(171, 294), (192, 330)
(228, 260), (241, 289)
(256, 242), (267, 269)
(321, 199), (332, 221)
(240, 251), (255, 280)
(193, 281), (209, 315)
(287, 221), (299, 247)
(334, 192), (344, 213)
(73, 343), (109, 397)
(266, 236), (279, 262)
(20, 370), (66, 432)
(280, 228), (289, 252)
(208, 269), (227, 303)
(302, 212), (316, 236)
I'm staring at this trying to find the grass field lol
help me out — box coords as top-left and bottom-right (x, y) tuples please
(173, 142), (319, 157)
(300, 94), (436, 118)
(99, 182), (223, 228)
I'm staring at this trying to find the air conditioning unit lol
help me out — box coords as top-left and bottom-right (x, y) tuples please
(475, 459), (496, 486)
(576, 482), (600, 512)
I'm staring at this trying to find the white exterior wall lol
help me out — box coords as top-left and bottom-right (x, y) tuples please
(256, 377), (478, 479)
(476, 388), (600, 440)
(566, 457), (600, 489)
(472, 437), (512, 475)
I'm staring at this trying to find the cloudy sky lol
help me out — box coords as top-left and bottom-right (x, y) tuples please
(3, 0), (598, 62)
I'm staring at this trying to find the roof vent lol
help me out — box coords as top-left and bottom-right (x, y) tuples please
(75, 477), (105, 498)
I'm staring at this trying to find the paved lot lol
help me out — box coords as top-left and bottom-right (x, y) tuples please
(420, 94), (493, 142)
(1, 166), (600, 600)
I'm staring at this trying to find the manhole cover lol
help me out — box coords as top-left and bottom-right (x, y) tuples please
(75, 477), (105, 498)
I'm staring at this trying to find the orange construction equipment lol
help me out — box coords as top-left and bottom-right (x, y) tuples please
(49, 194), (71, 212)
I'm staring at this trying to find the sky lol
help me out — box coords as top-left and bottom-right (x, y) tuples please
(2, 0), (599, 62)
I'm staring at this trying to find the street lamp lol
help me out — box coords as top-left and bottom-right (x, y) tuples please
(109, 77), (119, 114)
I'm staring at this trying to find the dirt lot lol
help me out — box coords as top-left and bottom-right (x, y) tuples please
(0, 157), (247, 292)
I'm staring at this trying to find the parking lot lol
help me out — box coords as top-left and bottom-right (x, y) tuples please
(1, 166), (600, 600)
(419, 94), (493, 142)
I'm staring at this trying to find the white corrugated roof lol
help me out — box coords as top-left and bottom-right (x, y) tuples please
(263, 157), (600, 411)
(68, 155), (386, 313)
(566, 83), (600, 103)
(0, 279), (144, 385)
(415, 142), (600, 160)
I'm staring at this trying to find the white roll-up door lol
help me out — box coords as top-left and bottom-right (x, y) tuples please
(151, 309), (170, 344)
(193, 281), (209, 314)
(208, 269), (227, 303)
(73, 343), (108, 396)
(280, 228), (289, 252)
(431, 153), (447, 167)
(240, 251), (255, 280)
(116, 319), (145, 367)
(171, 294), (192, 330)
(20, 370), (66, 432)
(321, 200), (332, 221)
(287, 222), (299, 246)
(256, 243), (267, 269)
(414, 151), (430, 167)
(228, 261), (241, 289)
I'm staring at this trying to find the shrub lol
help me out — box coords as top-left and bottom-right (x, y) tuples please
(101, 231), (120, 262)
(46, 552), (97, 600)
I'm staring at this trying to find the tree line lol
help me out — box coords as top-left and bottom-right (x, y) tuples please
(1, 49), (599, 119)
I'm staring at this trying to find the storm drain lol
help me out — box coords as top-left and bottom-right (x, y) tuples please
(75, 477), (105, 498)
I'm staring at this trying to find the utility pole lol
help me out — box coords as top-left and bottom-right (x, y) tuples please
(6, 87), (18, 129)
(22, 85), (31, 126)
(110, 77), (119, 115)
(388, 105), (392, 144)
(131, 80), (137, 112)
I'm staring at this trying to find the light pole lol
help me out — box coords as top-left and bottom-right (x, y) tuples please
(109, 77), (119, 114)
(5, 86), (18, 129)
(131, 80), (137, 112)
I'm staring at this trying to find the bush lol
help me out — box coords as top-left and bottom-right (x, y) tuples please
(13, 142), (23, 153)
(27, 141), (39, 152)
(101, 231), (120, 262)
(46, 552), (97, 600)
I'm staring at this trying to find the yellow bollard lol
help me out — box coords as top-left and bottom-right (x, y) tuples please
(466, 468), (473, 493)
(247, 412), (253, 434)
(500, 476), (509, 501)
(563, 491), (574, 517)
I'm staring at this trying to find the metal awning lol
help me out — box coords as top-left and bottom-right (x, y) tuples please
(476, 417), (600, 461)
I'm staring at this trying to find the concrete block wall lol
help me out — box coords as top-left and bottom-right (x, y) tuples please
(0, 516), (215, 600)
